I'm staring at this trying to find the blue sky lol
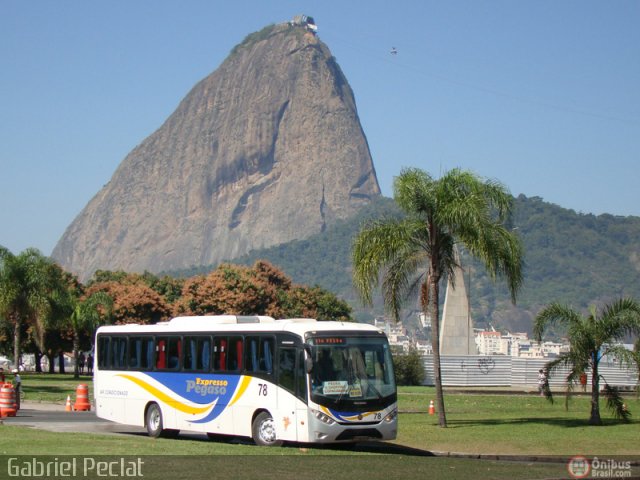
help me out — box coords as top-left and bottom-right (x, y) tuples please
(1, 1), (639, 256)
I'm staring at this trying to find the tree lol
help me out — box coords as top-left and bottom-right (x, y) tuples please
(58, 273), (114, 378)
(352, 168), (523, 427)
(534, 298), (640, 425)
(86, 280), (172, 325)
(0, 246), (60, 368)
(392, 347), (426, 386)
(175, 262), (286, 317)
(283, 285), (352, 321)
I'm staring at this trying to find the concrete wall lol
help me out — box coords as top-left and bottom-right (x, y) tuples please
(422, 355), (638, 388)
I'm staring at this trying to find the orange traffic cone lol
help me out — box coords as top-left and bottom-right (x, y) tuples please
(65, 395), (72, 412)
(428, 400), (435, 415)
(73, 384), (91, 411)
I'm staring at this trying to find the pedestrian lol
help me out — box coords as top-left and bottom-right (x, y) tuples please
(78, 352), (86, 374)
(12, 369), (21, 409)
(0, 367), (5, 384)
(538, 369), (547, 396)
(579, 372), (587, 392)
(87, 353), (94, 374)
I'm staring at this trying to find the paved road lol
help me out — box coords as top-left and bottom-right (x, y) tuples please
(1, 402), (147, 435)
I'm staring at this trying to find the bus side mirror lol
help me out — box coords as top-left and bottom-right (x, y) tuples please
(304, 347), (313, 374)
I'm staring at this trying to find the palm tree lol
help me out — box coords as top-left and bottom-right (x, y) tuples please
(352, 168), (523, 427)
(51, 271), (114, 378)
(534, 298), (640, 425)
(68, 290), (113, 378)
(0, 246), (58, 368)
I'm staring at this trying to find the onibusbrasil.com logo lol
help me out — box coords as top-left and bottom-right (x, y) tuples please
(567, 455), (633, 479)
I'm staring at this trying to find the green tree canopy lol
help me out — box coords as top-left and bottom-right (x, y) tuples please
(0, 246), (61, 367)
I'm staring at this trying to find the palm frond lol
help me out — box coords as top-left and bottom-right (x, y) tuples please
(603, 384), (632, 422)
(599, 298), (640, 340)
(381, 249), (426, 322)
(534, 303), (583, 343)
(393, 168), (436, 216)
(352, 218), (416, 306)
(603, 344), (637, 371)
(431, 170), (523, 304)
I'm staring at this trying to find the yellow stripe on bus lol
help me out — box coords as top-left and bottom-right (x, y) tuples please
(228, 375), (252, 407)
(118, 374), (212, 415)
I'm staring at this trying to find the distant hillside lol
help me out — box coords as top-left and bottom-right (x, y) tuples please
(472, 195), (640, 332)
(171, 195), (640, 333)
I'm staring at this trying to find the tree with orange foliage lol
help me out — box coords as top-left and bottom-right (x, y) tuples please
(175, 261), (285, 317)
(175, 260), (351, 321)
(86, 280), (172, 324)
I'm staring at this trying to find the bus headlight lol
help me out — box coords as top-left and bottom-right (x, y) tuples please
(312, 409), (336, 425)
(384, 409), (398, 423)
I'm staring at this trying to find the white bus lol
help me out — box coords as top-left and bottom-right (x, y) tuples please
(94, 315), (397, 446)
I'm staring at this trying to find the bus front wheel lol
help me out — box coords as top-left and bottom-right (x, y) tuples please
(146, 403), (164, 438)
(252, 411), (283, 447)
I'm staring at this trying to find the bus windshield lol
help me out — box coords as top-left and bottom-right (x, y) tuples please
(308, 335), (396, 408)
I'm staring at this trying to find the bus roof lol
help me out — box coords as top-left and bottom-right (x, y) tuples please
(95, 315), (385, 338)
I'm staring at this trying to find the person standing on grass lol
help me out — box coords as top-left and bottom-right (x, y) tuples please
(538, 369), (547, 396)
(12, 369), (21, 409)
(87, 353), (94, 374)
(78, 351), (85, 374)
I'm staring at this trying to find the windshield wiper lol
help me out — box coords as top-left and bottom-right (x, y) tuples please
(367, 382), (383, 400)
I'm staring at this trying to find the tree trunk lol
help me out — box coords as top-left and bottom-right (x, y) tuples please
(13, 314), (21, 369)
(58, 351), (66, 374)
(35, 351), (43, 373)
(589, 358), (602, 425)
(429, 267), (447, 428)
(73, 332), (80, 379)
(47, 352), (55, 373)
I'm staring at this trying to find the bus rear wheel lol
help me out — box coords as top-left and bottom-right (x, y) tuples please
(146, 403), (164, 438)
(252, 411), (283, 447)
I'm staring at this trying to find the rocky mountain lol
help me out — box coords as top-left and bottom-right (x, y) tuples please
(52, 22), (380, 280)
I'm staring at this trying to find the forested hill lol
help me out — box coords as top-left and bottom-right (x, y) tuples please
(172, 195), (640, 333)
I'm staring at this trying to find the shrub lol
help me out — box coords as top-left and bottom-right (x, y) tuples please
(392, 348), (425, 386)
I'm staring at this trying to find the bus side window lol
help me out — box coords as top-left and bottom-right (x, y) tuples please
(185, 336), (210, 372)
(213, 338), (227, 372)
(145, 338), (154, 369)
(129, 337), (141, 368)
(112, 337), (126, 369)
(248, 338), (258, 371)
(98, 336), (110, 370)
(201, 339), (210, 371)
(235, 338), (243, 371)
(278, 347), (296, 394)
(167, 337), (181, 370)
(185, 337), (197, 370)
(226, 337), (242, 371)
(262, 338), (273, 373)
(156, 339), (166, 370)
(246, 336), (274, 374)
(129, 337), (152, 369)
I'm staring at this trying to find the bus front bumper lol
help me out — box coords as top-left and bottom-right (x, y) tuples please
(308, 410), (397, 443)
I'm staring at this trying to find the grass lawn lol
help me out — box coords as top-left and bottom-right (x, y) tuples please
(0, 428), (573, 480)
(8, 374), (640, 456)
(397, 387), (640, 456)
(9, 371), (94, 403)
(1, 374), (638, 479)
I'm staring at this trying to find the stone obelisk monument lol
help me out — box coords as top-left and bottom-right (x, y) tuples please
(439, 252), (476, 355)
